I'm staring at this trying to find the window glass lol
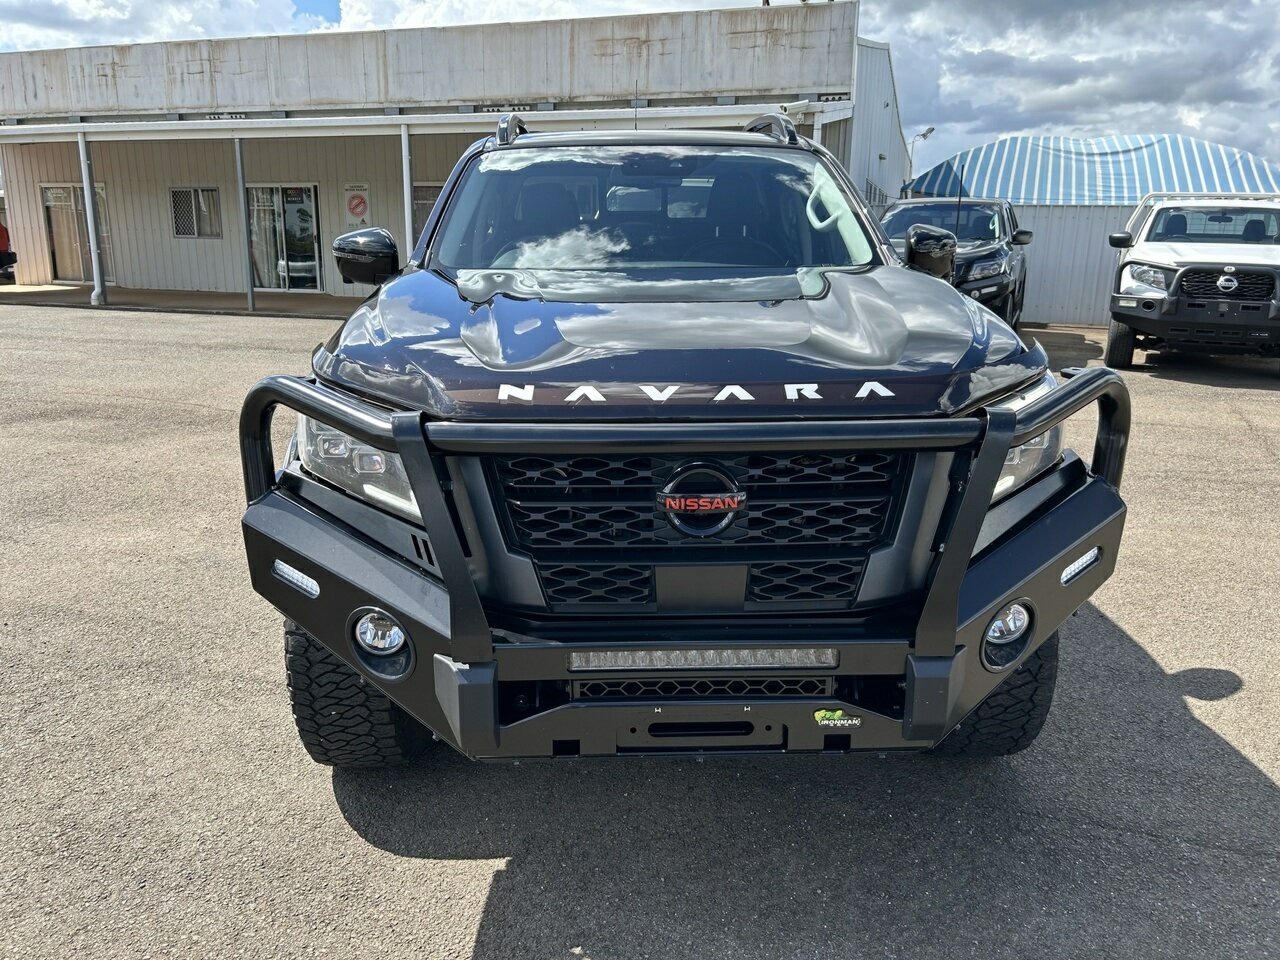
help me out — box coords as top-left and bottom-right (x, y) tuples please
(195, 188), (221, 238)
(171, 188), (221, 238)
(1147, 206), (1279, 244)
(430, 145), (875, 273)
(881, 203), (1002, 243)
(412, 184), (443, 237)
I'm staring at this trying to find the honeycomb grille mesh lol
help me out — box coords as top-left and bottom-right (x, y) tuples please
(488, 452), (906, 612)
(747, 560), (866, 603)
(1180, 270), (1275, 301)
(494, 453), (902, 550)
(540, 564), (652, 606)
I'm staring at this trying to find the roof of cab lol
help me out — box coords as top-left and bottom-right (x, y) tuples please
(486, 128), (814, 150)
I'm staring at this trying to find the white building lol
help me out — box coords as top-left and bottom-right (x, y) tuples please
(0, 2), (906, 308)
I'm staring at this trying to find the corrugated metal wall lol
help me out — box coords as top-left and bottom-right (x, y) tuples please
(850, 42), (908, 211)
(0, 141), (81, 287)
(0, 4), (859, 119)
(821, 117), (852, 175)
(1015, 204), (1130, 326)
(0, 134), (473, 294)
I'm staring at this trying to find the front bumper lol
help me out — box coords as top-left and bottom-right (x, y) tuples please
(240, 368), (1130, 759)
(956, 272), (1014, 305)
(1111, 265), (1280, 355)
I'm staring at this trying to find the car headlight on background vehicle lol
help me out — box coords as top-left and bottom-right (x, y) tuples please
(1121, 263), (1168, 294)
(991, 374), (1064, 503)
(967, 256), (1008, 281)
(296, 415), (421, 524)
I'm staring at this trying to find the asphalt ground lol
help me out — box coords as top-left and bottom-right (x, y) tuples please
(1, 307), (1277, 960)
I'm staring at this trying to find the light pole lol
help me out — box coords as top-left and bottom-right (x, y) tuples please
(906, 126), (935, 198)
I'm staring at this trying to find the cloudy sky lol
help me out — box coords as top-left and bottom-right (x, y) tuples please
(0, 0), (1276, 171)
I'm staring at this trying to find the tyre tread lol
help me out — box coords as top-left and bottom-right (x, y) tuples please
(933, 632), (1059, 757)
(284, 621), (427, 768)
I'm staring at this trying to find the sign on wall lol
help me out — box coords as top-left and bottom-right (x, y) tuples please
(344, 182), (371, 229)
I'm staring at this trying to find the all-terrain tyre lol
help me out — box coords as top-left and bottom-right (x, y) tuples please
(932, 632), (1059, 757)
(284, 620), (428, 767)
(1104, 314), (1136, 369)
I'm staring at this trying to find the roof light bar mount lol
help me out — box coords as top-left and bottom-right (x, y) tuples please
(744, 113), (799, 146)
(495, 113), (527, 147)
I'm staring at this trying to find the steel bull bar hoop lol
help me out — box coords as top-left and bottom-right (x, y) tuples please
(905, 365), (1130, 740)
(238, 376), (493, 671)
(240, 366), (1129, 753)
(239, 375), (398, 504)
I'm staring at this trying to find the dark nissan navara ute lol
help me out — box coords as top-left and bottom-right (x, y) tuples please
(240, 115), (1130, 768)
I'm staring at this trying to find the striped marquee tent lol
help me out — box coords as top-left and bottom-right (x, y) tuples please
(905, 134), (1280, 205)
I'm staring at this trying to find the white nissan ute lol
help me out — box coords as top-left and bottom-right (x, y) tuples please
(1105, 193), (1280, 367)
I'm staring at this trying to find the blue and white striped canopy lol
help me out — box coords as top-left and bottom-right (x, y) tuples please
(905, 134), (1280, 205)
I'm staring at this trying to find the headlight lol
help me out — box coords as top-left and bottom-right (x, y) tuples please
(1121, 263), (1168, 294)
(296, 415), (421, 524)
(967, 257), (1007, 281)
(991, 374), (1064, 503)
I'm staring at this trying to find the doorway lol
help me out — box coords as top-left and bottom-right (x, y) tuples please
(247, 185), (321, 291)
(41, 185), (115, 283)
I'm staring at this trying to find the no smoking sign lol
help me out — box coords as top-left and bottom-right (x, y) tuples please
(343, 182), (371, 228)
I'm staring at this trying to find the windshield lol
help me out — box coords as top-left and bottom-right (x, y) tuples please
(1146, 206), (1279, 244)
(430, 145), (875, 275)
(881, 203), (1002, 243)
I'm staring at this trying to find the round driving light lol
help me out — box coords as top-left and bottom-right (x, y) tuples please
(984, 602), (1030, 644)
(354, 611), (407, 655)
(982, 601), (1032, 672)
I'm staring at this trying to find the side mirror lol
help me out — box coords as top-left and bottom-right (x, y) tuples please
(905, 223), (957, 280)
(1108, 232), (1133, 249)
(332, 228), (400, 286)
(1012, 228), (1034, 245)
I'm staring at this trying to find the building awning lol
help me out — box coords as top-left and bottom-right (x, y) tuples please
(0, 101), (839, 146)
(907, 134), (1280, 205)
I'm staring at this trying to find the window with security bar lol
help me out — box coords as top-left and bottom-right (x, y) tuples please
(412, 184), (444, 238)
(171, 188), (222, 239)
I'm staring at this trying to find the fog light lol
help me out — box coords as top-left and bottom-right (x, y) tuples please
(1061, 547), (1101, 584)
(985, 602), (1030, 644)
(982, 601), (1032, 671)
(354, 611), (407, 655)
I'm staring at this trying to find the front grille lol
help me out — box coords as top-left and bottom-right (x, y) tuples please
(540, 563), (653, 605)
(495, 453), (902, 550)
(538, 559), (867, 608)
(488, 452), (908, 612)
(573, 676), (834, 700)
(747, 559), (867, 603)
(1179, 269), (1275, 301)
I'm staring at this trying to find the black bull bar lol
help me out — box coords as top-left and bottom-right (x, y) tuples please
(240, 367), (1130, 755)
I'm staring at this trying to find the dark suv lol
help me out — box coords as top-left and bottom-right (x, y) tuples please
(239, 115), (1129, 768)
(881, 197), (1033, 328)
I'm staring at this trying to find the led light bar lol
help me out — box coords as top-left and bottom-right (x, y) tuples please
(272, 559), (320, 599)
(568, 647), (839, 672)
(1061, 546), (1101, 585)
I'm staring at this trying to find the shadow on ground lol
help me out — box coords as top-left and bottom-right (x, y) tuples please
(1140, 349), (1279, 389)
(332, 606), (1278, 958)
(1024, 325), (1103, 370)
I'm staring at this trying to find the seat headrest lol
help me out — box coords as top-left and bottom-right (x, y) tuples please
(517, 182), (579, 235)
(706, 171), (763, 225)
(1161, 213), (1187, 238)
(1242, 218), (1267, 242)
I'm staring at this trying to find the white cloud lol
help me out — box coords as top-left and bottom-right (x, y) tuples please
(1, 0), (1276, 166)
(333, 0), (757, 32)
(0, 0), (327, 51)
